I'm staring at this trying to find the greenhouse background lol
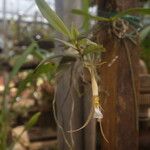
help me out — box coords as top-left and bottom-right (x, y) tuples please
(0, 0), (55, 20)
(0, 0), (149, 150)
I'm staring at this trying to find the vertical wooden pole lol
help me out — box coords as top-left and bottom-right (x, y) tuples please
(55, 62), (96, 150)
(55, 1), (96, 149)
(55, 0), (82, 28)
(96, 0), (139, 149)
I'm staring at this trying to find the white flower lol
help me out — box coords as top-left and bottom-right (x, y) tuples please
(94, 107), (103, 120)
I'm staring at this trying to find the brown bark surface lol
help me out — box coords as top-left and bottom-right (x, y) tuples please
(95, 22), (139, 150)
(95, 0), (139, 149)
(55, 62), (96, 150)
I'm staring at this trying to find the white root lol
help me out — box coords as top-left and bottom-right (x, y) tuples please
(90, 68), (109, 143)
(94, 107), (103, 119)
(90, 69), (103, 120)
(91, 69), (99, 96)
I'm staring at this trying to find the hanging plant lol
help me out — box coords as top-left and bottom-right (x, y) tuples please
(35, 0), (107, 147)
(36, 0), (150, 149)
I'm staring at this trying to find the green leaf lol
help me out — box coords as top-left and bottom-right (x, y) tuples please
(83, 40), (105, 55)
(72, 9), (111, 22)
(78, 38), (87, 49)
(78, 38), (105, 55)
(32, 48), (45, 61)
(9, 42), (37, 80)
(0, 114), (2, 124)
(4, 42), (37, 97)
(123, 15), (142, 28)
(140, 26), (150, 41)
(72, 8), (150, 22)
(16, 63), (56, 96)
(36, 0), (71, 38)
(55, 38), (77, 49)
(25, 112), (41, 130)
(111, 8), (150, 21)
(34, 53), (78, 74)
(9, 112), (41, 150)
(82, 0), (90, 31)
(70, 24), (79, 41)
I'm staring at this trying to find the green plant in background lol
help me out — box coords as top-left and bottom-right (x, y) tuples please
(140, 25), (150, 72)
(9, 17), (54, 47)
(0, 42), (41, 150)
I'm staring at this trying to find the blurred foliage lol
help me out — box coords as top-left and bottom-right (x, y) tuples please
(0, 42), (42, 150)
(72, 8), (150, 22)
(140, 25), (150, 72)
(140, 1), (150, 72)
(9, 19), (54, 46)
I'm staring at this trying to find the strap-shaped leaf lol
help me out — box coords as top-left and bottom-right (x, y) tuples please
(140, 26), (150, 41)
(9, 42), (37, 81)
(72, 9), (111, 22)
(34, 53), (79, 74)
(25, 112), (41, 130)
(70, 24), (79, 41)
(72, 8), (150, 22)
(16, 63), (56, 97)
(9, 112), (41, 150)
(55, 38), (77, 49)
(36, 0), (71, 38)
(82, 0), (90, 31)
(112, 8), (150, 21)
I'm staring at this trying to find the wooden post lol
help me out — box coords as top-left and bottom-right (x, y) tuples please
(96, 0), (139, 149)
(55, 0), (82, 27)
(55, 1), (96, 149)
(55, 62), (96, 150)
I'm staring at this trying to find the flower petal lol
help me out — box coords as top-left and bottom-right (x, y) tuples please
(94, 107), (103, 119)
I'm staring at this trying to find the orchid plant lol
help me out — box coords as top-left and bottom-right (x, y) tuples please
(36, 0), (105, 124)
(35, 0), (150, 147)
